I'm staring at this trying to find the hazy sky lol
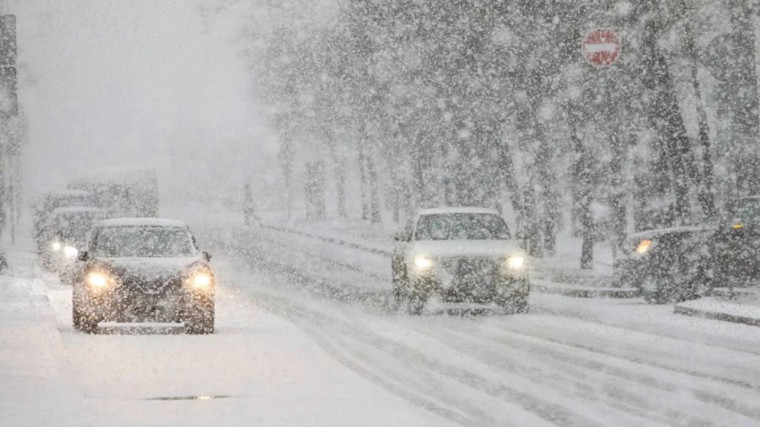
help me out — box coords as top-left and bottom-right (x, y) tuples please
(9, 0), (259, 197)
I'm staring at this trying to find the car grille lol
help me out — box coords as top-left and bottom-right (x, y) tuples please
(121, 276), (178, 296)
(441, 258), (500, 282)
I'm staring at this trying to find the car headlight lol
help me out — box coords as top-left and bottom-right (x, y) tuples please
(635, 239), (652, 254)
(87, 272), (112, 289)
(63, 246), (79, 258)
(188, 272), (213, 289)
(51, 241), (62, 251)
(506, 255), (525, 270)
(413, 255), (434, 271)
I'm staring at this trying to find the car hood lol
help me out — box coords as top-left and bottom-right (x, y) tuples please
(97, 256), (205, 282)
(410, 240), (522, 259)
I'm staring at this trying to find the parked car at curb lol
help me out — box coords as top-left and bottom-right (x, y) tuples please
(72, 218), (215, 334)
(712, 196), (760, 288)
(615, 226), (715, 304)
(391, 207), (529, 314)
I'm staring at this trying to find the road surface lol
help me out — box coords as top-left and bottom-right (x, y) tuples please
(3, 223), (760, 426)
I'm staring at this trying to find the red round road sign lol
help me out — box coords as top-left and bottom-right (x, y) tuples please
(582, 29), (621, 67)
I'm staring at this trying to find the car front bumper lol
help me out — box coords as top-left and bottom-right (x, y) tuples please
(408, 260), (529, 303)
(74, 283), (213, 323)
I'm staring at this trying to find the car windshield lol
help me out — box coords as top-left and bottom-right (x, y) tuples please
(414, 213), (511, 240)
(93, 226), (196, 258)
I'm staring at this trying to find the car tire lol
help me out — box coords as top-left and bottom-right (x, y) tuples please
(72, 303), (82, 330)
(183, 300), (215, 335)
(496, 296), (529, 314)
(640, 275), (666, 304)
(407, 292), (427, 315)
(72, 296), (100, 333)
(75, 304), (100, 334)
(391, 259), (409, 309)
(641, 273), (698, 305)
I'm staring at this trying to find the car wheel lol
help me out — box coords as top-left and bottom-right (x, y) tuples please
(72, 303), (82, 330)
(183, 300), (215, 335)
(641, 274), (666, 304)
(72, 296), (100, 333)
(496, 296), (529, 314)
(642, 272), (700, 304)
(391, 259), (409, 309)
(76, 307), (100, 334)
(407, 292), (427, 315)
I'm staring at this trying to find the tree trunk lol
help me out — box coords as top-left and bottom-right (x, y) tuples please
(358, 143), (369, 221)
(367, 153), (381, 223)
(573, 130), (595, 270)
(680, 0), (715, 220)
(642, 18), (697, 226)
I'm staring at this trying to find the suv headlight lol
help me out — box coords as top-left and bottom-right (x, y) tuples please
(506, 255), (525, 270)
(63, 246), (79, 258)
(413, 255), (434, 271)
(51, 241), (62, 251)
(87, 272), (113, 289)
(187, 271), (214, 289)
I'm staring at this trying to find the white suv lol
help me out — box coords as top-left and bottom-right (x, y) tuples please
(392, 207), (529, 314)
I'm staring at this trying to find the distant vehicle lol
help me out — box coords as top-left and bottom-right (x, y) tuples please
(391, 207), (529, 314)
(44, 207), (106, 282)
(615, 226), (715, 304)
(712, 196), (760, 288)
(67, 167), (159, 218)
(39, 206), (106, 274)
(72, 218), (215, 334)
(32, 189), (94, 250)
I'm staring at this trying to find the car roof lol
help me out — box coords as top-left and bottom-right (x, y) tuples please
(51, 206), (104, 215)
(45, 189), (91, 197)
(628, 225), (714, 241)
(418, 207), (500, 216)
(731, 195), (760, 202)
(96, 217), (187, 228)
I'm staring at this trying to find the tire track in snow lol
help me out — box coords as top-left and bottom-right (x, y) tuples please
(248, 224), (760, 358)
(201, 225), (760, 425)
(411, 319), (760, 424)
(245, 289), (603, 427)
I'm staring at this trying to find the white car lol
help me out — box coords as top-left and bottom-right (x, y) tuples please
(392, 207), (529, 314)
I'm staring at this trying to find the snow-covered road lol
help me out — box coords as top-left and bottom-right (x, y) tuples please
(4, 251), (455, 427)
(4, 223), (760, 426)
(199, 224), (760, 426)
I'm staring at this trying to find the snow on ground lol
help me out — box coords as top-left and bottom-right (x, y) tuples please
(198, 221), (760, 426)
(8, 209), (760, 426)
(0, 251), (86, 426)
(1, 249), (458, 427)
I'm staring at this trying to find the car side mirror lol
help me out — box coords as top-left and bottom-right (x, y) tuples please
(202, 251), (212, 262)
(77, 251), (89, 262)
(393, 231), (409, 242)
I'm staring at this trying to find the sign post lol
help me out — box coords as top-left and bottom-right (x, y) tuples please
(582, 29), (622, 268)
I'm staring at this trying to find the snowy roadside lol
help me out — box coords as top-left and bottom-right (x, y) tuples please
(0, 250), (86, 426)
(674, 293), (760, 327)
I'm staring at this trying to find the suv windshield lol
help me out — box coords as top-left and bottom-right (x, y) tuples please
(93, 226), (196, 258)
(414, 213), (511, 241)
